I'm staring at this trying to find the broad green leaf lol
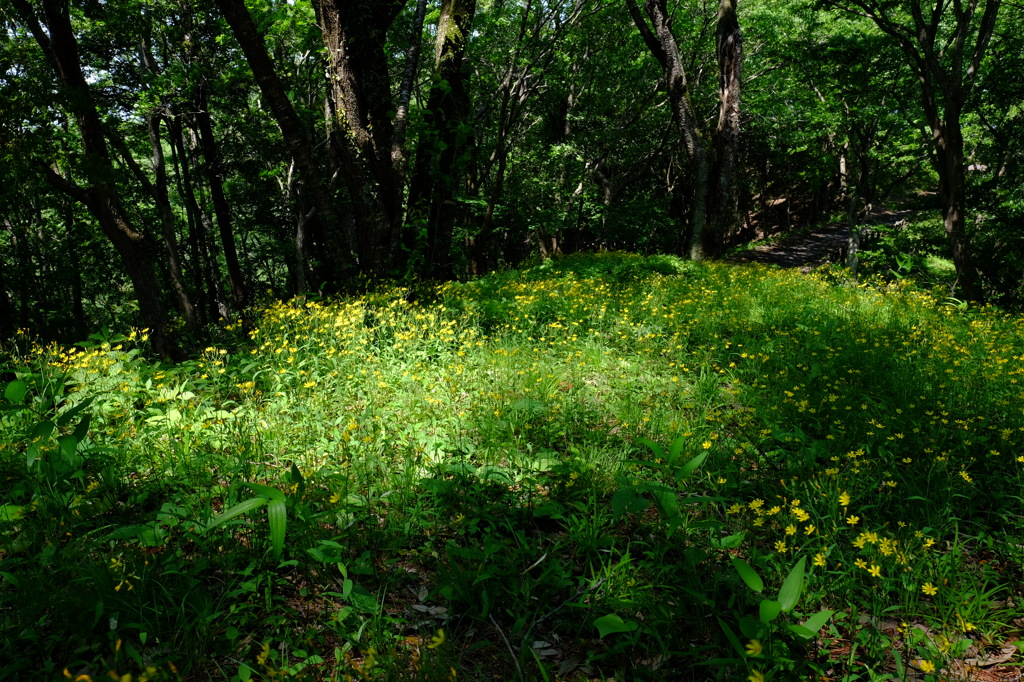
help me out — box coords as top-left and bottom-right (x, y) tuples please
(56, 397), (93, 427)
(668, 435), (686, 463)
(206, 497), (268, 531)
(611, 487), (650, 516)
(4, 380), (27, 404)
(759, 599), (782, 624)
(511, 398), (544, 412)
(739, 614), (765, 640)
(799, 609), (834, 637)
(778, 557), (807, 612)
(58, 435), (78, 459)
(717, 618), (747, 659)
(0, 505), (23, 522)
(637, 437), (665, 460)
(651, 489), (679, 519)
(26, 443), (39, 468)
(594, 613), (638, 638)
(786, 623), (816, 639)
(73, 413), (92, 441)
(711, 532), (746, 549)
(103, 524), (150, 541)
(31, 420), (56, 442)
(268, 497), (287, 561)
(731, 556), (764, 593)
(476, 465), (512, 483)
(243, 482), (286, 502)
(678, 451), (708, 479)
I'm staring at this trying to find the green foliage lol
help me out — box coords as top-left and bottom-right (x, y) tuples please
(4, 253), (1024, 678)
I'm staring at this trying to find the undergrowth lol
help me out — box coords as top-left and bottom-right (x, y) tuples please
(3, 251), (1024, 681)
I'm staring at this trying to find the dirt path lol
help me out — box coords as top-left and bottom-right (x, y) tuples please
(727, 210), (911, 270)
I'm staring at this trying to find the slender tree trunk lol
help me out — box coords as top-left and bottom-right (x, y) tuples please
(196, 83), (248, 311)
(215, 0), (349, 284)
(167, 112), (210, 327)
(147, 114), (199, 331)
(2, 219), (29, 332)
(61, 202), (87, 340)
(626, 0), (709, 258)
(407, 0), (477, 279)
(707, 0), (742, 255)
(825, 0), (1000, 301)
(934, 110), (981, 300)
(0, 252), (13, 338)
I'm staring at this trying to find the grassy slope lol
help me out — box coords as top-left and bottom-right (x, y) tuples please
(2, 252), (1024, 680)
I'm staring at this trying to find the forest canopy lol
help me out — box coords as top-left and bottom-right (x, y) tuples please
(0, 0), (1022, 350)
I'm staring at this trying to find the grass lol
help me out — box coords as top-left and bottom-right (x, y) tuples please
(3, 251), (1024, 681)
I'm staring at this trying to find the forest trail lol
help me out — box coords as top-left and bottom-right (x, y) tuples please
(727, 209), (912, 270)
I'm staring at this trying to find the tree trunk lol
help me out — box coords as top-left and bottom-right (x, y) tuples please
(627, 0), (709, 258)
(196, 83), (248, 311)
(934, 109), (982, 300)
(825, 0), (1001, 301)
(147, 115), (199, 331)
(215, 0), (350, 285)
(406, 0), (477, 279)
(167, 111), (211, 326)
(313, 0), (407, 273)
(14, 0), (175, 356)
(0, 251), (13, 338)
(707, 0), (742, 255)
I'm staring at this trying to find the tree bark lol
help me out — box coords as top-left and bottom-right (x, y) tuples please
(824, 0), (1001, 301)
(215, 0), (349, 286)
(407, 0), (477, 279)
(196, 83), (248, 311)
(13, 0), (176, 357)
(313, 0), (407, 273)
(626, 0), (709, 258)
(708, 0), (742, 254)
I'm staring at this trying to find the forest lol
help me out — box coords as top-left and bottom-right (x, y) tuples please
(2, 0), (1024, 680)
(0, 0), (1021, 351)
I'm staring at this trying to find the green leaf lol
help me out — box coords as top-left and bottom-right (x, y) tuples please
(4, 380), (28, 404)
(72, 413), (92, 442)
(717, 618), (747, 659)
(58, 435), (78, 460)
(594, 613), (638, 638)
(611, 487), (650, 516)
(678, 451), (708, 480)
(31, 420), (56, 442)
(243, 482), (286, 502)
(511, 398), (544, 412)
(668, 435), (686, 463)
(731, 556), (764, 593)
(651, 488), (679, 519)
(206, 497), (268, 531)
(637, 437), (665, 460)
(56, 397), (93, 427)
(0, 505), (23, 522)
(799, 609), (834, 638)
(759, 599), (782, 624)
(267, 497), (287, 561)
(711, 532), (746, 549)
(778, 557), (807, 612)
(786, 623), (816, 639)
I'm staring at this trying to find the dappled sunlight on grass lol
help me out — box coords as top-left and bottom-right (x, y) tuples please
(4, 252), (1024, 679)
